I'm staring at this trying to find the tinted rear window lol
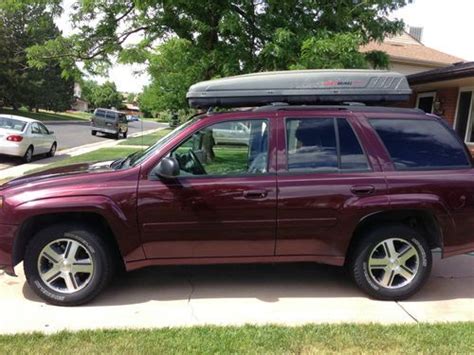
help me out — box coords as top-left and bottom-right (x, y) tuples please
(285, 118), (369, 172)
(370, 118), (470, 170)
(95, 110), (106, 118)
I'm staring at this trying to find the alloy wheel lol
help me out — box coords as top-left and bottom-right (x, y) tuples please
(367, 238), (420, 289)
(37, 238), (94, 294)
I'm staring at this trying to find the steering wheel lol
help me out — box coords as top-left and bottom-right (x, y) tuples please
(188, 150), (207, 175)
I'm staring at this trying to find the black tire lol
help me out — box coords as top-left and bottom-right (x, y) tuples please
(24, 224), (114, 306)
(349, 224), (432, 300)
(91, 130), (97, 136)
(48, 142), (57, 157)
(115, 131), (120, 140)
(23, 146), (33, 163)
(123, 130), (127, 139)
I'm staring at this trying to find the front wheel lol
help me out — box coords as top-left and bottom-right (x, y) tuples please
(24, 224), (114, 306)
(350, 224), (432, 300)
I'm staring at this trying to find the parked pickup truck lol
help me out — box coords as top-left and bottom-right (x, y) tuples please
(0, 104), (473, 306)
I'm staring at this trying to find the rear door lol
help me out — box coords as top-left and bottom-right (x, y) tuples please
(275, 111), (388, 262)
(93, 109), (106, 130)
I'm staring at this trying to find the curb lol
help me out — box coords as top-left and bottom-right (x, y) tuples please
(44, 120), (89, 124)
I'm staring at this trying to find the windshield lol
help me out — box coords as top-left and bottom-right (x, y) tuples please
(117, 117), (201, 169)
(0, 117), (26, 132)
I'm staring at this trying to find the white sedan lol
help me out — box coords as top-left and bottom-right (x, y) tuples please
(0, 115), (57, 163)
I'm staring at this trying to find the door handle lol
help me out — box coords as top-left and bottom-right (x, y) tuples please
(243, 190), (268, 199)
(350, 185), (375, 196)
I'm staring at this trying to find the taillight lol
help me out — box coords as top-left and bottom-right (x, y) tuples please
(6, 135), (23, 142)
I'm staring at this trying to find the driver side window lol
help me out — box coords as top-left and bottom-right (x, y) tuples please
(171, 119), (269, 177)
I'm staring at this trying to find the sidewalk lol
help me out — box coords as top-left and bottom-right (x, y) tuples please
(0, 252), (472, 334)
(0, 127), (164, 180)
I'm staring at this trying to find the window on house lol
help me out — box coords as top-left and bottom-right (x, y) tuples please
(454, 90), (474, 143)
(416, 92), (435, 113)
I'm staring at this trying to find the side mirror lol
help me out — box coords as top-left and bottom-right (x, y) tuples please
(155, 157), (180, 179)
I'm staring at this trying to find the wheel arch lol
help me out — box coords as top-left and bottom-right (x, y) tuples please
(13, 212), (124, 269)
(345, 209), (444, 264)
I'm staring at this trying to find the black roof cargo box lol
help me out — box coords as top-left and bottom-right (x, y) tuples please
(187, 70), (412, 108)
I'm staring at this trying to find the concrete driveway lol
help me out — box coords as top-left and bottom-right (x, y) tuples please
(0, 120), (164, 170)
(0, 252), (472, 334)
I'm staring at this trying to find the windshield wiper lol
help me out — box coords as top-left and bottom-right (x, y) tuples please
(113, 151), (141, 170)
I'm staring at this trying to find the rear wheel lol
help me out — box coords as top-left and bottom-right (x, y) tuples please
(24, 224), (114, 306)
(23, 146), (33, 163)
(350, 224), (432, 300)
(48, 142), (57, 157)
(122, 130), (127, 139)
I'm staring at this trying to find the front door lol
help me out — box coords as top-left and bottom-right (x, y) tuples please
(275, 114), (387, 260)
(137, 117), (277, 259)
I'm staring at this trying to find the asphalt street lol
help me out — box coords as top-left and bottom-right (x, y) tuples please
(45, 120), (163, 150)
(0, 120), (165, 169)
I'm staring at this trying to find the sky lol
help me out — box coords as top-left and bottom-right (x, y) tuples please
(56, 0), (474, 93)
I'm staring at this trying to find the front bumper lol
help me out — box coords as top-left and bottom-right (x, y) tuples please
(0, 224), (19, 276)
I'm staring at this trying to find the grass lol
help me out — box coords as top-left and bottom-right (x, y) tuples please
(0, 323), (472, 354)
(119, 128), (172, 146)
(206, 146), (249, 174)
(0, 108), (90, 121)
(30, 147), (140, 174)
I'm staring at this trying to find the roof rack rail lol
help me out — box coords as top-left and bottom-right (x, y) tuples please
(187, 70), (411, 109)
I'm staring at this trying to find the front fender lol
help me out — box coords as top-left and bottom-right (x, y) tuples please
(13, 195), (145, 264)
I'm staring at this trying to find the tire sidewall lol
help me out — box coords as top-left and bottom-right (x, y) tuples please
(24, 147), (33, 163)
(24, 225), (110, 306)
(353, 225), (432, 300)
(49, 143), (56, 157)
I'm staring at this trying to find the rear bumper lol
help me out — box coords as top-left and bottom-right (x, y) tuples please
(0, 224), (18, 276)
(93, 127), (119, 134)
(0, 142), (27, 157)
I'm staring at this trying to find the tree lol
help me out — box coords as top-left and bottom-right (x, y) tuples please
(27, 0), (411, 110)
(0, 2), (74, 111)
(81, 80), (123, 109)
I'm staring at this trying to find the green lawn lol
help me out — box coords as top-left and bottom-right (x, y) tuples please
(0, 323), (472, 354)
(119, 128), (172, 146)
(206, 146), (249, 174)
(30, 147), (140, 174)
(0, 108), (90, 121)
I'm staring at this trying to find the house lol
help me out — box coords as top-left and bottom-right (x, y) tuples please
(122, 103), (143, 117)
(71, 83), (89, 112)
(360, 28), (463, 75)
(405, 62), (474, 151)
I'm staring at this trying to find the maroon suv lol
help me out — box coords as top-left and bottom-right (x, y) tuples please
(0, 105), (473, 306)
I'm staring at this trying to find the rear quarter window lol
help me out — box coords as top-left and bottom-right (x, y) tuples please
(369, 118), (471, 170)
